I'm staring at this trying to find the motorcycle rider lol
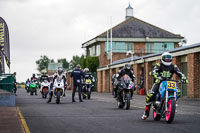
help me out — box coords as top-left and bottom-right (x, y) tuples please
(142, 52), (188, 120)
(70, 64), (85, 102)
(25, 78), (30, 91)
(47, 67), (67, 103)
(30, 74), (38, 95)
(40, 70), (50, 82)
(116, 64), (136, 98)
(83, 68), (95, 88)
(39, 70), (50, 93)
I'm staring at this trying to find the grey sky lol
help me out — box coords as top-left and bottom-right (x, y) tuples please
(0, 0), (200, 82)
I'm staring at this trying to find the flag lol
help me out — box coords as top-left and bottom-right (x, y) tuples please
(0, 16), (10, 68)
(0, 51), (4, 73)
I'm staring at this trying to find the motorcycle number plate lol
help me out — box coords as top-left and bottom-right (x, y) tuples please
(167, 81), (176, 89)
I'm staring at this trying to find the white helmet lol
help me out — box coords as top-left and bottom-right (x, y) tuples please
(161, 52), (172, 66)
(84, 68), (89, 73)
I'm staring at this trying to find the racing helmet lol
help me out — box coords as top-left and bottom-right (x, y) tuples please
(124, 64), (131, 71)
(41, 70), (47, 75)
(84, 68), (89, 73)
(161, 52), (173, 66)
(58, 67), (63, 75)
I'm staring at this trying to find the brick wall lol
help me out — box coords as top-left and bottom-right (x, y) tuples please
(133, 64), (142, 94)
(145, 61), (153, 93)
(187, 53), (200, 98)
(134, 42), (145, 56)
(99, 42), (110, 67)
(112, 53), (131, 62)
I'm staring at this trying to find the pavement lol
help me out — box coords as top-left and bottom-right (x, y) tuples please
(1, 88), (200, 133)
(0, 107), (24, 133)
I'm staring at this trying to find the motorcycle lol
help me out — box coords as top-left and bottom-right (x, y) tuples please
(40, 80), (50, 98)
(25, 82), (30, 93)
(53, 77), (65, 104)
(82, 78), (94, 99)
(152, 79), (180, 123)
(117, 74), (135, 110)
(29, 80), (37, 95)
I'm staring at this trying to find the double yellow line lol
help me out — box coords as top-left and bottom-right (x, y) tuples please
(17, 107), (31, 133)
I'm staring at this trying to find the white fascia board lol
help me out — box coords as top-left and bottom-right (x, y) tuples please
(83, 38), (182, 48)
(82, 39), (97, 48)
(172, 47), (200, 56)
(97, 66), (109, 71)
(97, 38), (182, 42)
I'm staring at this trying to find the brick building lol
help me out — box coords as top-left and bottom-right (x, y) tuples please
(97, 43), (200, 98)
(82, 4), (183, 67)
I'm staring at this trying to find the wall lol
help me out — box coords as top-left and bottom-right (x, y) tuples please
(96, 52), (200, 98)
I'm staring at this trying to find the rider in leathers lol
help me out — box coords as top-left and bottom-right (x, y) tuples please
(40, 71), (50, 82)
(116, 64), (136, 98)
(39, 70), (50, 92)
(47, 67), (67, 103)
(142, 52), (188, 120)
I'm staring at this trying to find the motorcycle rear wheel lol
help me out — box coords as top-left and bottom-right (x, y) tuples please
(153, 110), (161, 121)
(166, 98), (176, 123)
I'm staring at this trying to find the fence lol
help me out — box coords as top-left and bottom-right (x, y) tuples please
(0, 74), (14, 92)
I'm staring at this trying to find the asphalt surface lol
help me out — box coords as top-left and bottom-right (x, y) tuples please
(16, 88), (200, 133)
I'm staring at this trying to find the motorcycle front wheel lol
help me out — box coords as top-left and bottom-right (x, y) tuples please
(165, 98), (176, 123)
(56, 91), (61, 104)
(87, 90), (91, 99)
(125, 93), (130, 110)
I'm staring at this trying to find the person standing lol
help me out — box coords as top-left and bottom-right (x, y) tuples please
(13, 72), (17, 96)
(70, 64), (85, 102)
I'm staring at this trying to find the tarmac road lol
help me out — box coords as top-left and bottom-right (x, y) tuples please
(16, 88), (200, 133)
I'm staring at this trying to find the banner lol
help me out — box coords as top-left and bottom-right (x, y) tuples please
(0, 51), (4, 73)
(0, 16), (10, 68)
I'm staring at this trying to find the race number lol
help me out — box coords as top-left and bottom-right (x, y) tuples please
(167, 81), (176, 89)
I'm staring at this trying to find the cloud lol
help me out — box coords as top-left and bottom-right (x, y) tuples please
(0, 0), (200, 81)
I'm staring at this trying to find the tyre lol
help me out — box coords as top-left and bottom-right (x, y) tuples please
(166, 98), (176, 123)
(87, 91), (91, 99)
(30, 89), (33, 95)
(125, 93), (130, 110)
(56, 91), (61, 104)
(118, 99), (125, 109)
(82, 93), (86, 99)
(44, 94), (47, 99)
(153, 110), (161, 121)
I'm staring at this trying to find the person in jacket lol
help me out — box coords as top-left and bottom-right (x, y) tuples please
(142, 52), (188, 120)
(70, 64), (85, 102)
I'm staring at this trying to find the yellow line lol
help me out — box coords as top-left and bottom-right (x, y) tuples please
(17, 107), (31, 133)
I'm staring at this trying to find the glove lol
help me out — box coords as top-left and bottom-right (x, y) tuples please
(155, 77), (162, 83)
(177, 88), (181, 98)
(146, 92), (154, 103)
(181, 76), (188, 84)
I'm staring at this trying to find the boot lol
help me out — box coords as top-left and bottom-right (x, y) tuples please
(47, 98), (51, 103)
(142, 106), (150, 120)
(47, 92), (53, 103)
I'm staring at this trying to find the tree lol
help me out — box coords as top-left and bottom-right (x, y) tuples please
(86, 56), (99, 72)
(80, 55), (86, 69)
(35, 55), (50, 72)
(69, 55), (81, 69)
(57, 58), (69, 70)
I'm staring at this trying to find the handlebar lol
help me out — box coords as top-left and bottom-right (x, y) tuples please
(155, 77), (182, 83)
